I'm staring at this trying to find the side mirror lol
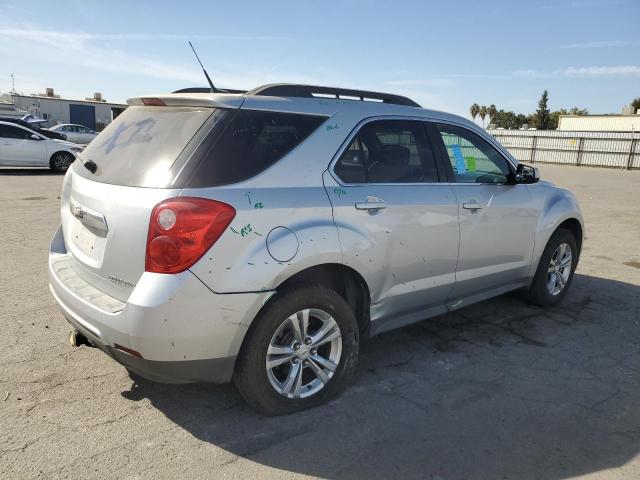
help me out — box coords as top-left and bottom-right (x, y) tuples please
(30, 134), (42, 141)
(514, 163), (540, 184)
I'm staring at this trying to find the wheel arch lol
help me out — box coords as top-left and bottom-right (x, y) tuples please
(557, 217), (583, 256)
(274, 263), (371, 335)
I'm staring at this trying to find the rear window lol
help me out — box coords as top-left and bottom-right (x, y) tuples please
(182, 110), (326, 187)
(74, 107), (325, 188)
(74, 106), (217, 187)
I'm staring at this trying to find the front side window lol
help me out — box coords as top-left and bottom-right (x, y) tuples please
(334, 120), (438, 183)
(435, 123), (511, 184)
(0, 125), (30, 139)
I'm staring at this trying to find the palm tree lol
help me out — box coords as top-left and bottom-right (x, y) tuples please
(470, 103), (480, 124)
(479, 105), (488, 128)
(487, 104), (497, 127)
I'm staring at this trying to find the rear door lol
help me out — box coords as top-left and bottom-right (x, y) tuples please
(327, 118), (459, 332)
(430, 122), (538, 303)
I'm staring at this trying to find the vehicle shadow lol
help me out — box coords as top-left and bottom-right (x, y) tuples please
(0, 167), (62, 176)
(121, 273), (640, 479)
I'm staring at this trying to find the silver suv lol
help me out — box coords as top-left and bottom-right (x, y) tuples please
(49, 84), (583, 414)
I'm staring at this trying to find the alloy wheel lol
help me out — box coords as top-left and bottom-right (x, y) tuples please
(547, 242), (572, 295)
(266, 308), (342, 399)
(53, 152), (73, 171)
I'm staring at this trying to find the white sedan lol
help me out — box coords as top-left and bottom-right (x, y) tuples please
(0, 121), (84, 171)
(48, 124), (98, 145)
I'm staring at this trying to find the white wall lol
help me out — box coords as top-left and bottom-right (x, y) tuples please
(558, 115), (640, 132)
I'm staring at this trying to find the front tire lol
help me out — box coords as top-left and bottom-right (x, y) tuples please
(234, 285), (359, 415)
(528, 228), (578, 307)
(50, 151), (75, 172)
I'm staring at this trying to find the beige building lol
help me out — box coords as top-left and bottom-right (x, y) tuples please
(0, 88), (127, 131)
(558, 113), (640, 132)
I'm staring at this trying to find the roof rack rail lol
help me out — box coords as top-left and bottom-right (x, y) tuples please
(172, 87), (247, 94)
(246, 84), (421, 107)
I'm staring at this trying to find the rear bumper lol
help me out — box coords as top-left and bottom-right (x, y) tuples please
(49, 225), (273, 384)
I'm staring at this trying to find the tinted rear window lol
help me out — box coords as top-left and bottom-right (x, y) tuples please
(182, 110), (326, 187)
(74, 106), (217, 187)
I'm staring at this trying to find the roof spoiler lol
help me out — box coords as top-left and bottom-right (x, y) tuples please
(127, 94), (245, 109)
(172, 87), (247, 94)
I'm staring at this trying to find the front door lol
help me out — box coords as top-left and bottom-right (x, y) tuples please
(430, 122), (538, 305)
(327, 119), (459, 333)
(0, 124), (46, 166)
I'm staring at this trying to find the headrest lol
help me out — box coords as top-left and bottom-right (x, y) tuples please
(378, 144), (410, 166)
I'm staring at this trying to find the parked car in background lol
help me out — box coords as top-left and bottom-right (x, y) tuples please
(49, 84), (584, 415)
(0, 120), (83, 171)
(0, 116), (67, 141)
(48, 124), (98, 144)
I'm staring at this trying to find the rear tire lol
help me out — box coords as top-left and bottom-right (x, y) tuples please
(50, 151), (75, 172)
(234, 285), (359, 415)
(528, 228), (578, 307)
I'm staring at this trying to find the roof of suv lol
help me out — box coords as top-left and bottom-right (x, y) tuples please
(127, 83), (473, 128)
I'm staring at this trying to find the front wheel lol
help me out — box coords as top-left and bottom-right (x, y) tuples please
(528, 228), (578, 306)
(50, 152), (75, 172)
(234, 285), (359, 415)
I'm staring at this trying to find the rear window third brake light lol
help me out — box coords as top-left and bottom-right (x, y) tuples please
(141, 98), (167, 106)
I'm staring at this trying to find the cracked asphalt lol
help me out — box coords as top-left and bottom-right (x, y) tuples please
(1, 164), (639, 480)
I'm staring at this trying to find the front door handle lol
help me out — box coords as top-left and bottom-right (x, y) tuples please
(462, 201), (485, 210)
(355, 196), (387, 211)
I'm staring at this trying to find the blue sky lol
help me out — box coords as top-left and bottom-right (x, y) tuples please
(0, 0), (638, 118)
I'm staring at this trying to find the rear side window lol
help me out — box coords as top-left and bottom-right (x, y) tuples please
(334, 120), (439, 183)
(183, 110), (325, 187)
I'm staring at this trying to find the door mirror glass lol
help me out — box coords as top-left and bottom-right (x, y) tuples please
(514, 163), (540, 184)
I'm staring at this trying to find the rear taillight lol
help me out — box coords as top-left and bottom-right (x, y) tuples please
(145, 197), (235, 274)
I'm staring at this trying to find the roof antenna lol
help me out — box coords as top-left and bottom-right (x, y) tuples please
(188, 41), (226, 93)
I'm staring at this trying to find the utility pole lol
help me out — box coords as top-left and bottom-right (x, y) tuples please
(10, 73), (15, 93)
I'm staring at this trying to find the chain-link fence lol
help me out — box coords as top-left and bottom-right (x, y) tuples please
(487, 129), (640, 169)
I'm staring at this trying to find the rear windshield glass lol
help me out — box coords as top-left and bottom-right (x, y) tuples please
(74, 106), (216, 187)
(181, 110), (326, 187)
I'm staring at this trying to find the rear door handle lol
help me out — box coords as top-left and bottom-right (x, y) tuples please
(355, 197), (387, 211)
(462, 201), (485, 210)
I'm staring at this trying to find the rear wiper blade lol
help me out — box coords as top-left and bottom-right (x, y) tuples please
(83, 160), (97, 174)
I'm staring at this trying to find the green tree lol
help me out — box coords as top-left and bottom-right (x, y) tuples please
(487, 104), (497, 127)
(569, 107), (589, 115)
(470, 103), (480, 123)
(534, 90), (551, 130)
(629, 98), (640, 113)
(549, 109), (566, 130)
(479, 105), (488, 128)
